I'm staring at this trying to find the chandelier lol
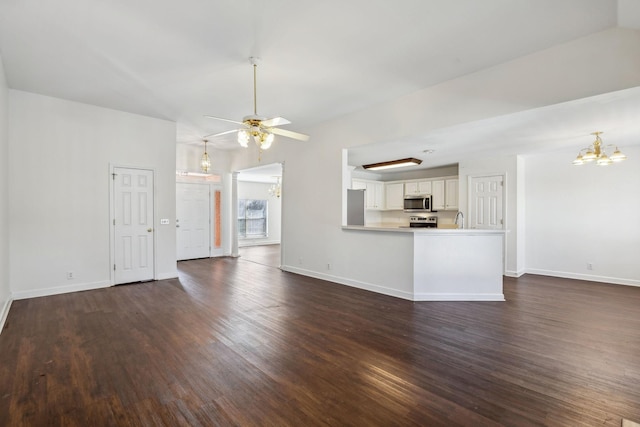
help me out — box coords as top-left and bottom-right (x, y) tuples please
(200, 139), (211, 173)
(572, 132), (627, 166)
(268, 177), (281, 198)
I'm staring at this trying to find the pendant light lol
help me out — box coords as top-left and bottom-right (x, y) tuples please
(200, 139), (211, 173)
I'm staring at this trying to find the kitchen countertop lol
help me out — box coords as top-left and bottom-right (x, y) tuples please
(342, 224), (506, 235)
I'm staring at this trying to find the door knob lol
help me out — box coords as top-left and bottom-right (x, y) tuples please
(176, 225), (180, 228)
(147, 228), (153, 232)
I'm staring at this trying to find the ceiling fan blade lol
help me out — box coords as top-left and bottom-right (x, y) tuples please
(261, 116), (291, 127)
(204, 115), (246, 126)
(204, 129), (238, 138)
(270, 127), (310, 141)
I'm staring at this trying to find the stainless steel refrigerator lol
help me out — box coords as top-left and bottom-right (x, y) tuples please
(347, 189), (365, 226)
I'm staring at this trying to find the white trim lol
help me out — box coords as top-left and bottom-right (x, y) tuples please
(280, 265), (414, 300)
(12, 280), (111, 301)
(281, 265), (504, 301)
(526, 269), (640, 287)
(239, 239), (281, 247)
(413, 293), (505, 301)
(0, 297), (12, 335)
(505, 269), (526, 278)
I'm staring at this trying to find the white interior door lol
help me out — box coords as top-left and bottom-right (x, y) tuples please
(177, 182), (211, 261)
(469, 175), (504, 229)
(113, 167), (154, 284)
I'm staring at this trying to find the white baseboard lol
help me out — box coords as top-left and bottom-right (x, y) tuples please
(11, 280), (112, 300)
(526, 269), (640, 287)
(413, 293), (505, 301)
(0, 297), (12, 335)
(504, 269), (525, 278)
(280, 265), (504, 301)
(280, 265), (414, 301)
(239, 240), (280, 248)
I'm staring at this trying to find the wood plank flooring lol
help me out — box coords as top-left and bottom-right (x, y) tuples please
(238, 244), (281, 268)
(1, 256), (639, 426)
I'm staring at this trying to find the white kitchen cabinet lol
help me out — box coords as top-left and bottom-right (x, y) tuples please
(445, 178), (459, 211)
(368, 181), (385, 209)
(431, 180), (445, 211)
(352, 180), (367, 191)
(431, 178), (458, 211)
(385, 182), (404, 210)
(405, 180), (432, 196)
(352, 179), (384, 210)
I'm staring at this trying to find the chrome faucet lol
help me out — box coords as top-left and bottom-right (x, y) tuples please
(454, 211), (464, 229)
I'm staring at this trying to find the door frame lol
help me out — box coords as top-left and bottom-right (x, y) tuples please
(109, 163), (157, 285)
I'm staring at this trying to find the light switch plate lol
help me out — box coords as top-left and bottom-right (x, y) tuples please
(160, 218), (170, 225)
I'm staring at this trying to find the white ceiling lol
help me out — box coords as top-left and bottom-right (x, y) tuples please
(1, 0), (638, 169)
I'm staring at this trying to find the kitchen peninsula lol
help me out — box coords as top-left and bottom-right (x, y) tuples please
(342, 225), (505, 301)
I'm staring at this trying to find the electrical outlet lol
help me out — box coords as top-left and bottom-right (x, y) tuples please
(587, 263), (593, 270)
(327, 263), (331, 270)
(67, 271), (74, 279)
(298, 257), (303, 265)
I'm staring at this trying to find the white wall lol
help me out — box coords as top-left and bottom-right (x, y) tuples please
(8, 90), (177, 298)
(524, 145), (640, 286)
(225, 27), (640, 298)
(237, 181), (282, 246)
(0, 53), (11, 327)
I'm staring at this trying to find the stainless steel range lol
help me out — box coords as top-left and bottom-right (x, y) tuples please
(409, 216), (438, 228)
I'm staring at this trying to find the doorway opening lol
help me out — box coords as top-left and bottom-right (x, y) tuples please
(236, 162), (283, 268)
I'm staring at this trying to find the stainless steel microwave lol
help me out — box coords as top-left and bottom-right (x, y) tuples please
(403, 194), (432, 212)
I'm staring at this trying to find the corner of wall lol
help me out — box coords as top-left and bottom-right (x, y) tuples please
(0, 48), (12, 333)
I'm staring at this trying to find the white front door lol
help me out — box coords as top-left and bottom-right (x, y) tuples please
(469, 175), (504, 229)
(176, 182), (211, 261)
(113, 167), (154, 284)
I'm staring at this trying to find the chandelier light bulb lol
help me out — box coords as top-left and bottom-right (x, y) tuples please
(610, 148), (627, 162)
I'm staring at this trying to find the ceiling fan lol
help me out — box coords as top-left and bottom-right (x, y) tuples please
(205, 57), (309, 150)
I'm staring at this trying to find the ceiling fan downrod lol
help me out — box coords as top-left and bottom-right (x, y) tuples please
(250, 57), (259, 116)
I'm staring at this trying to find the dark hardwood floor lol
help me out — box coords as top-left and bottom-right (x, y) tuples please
(238, 244), (280, 268)
(1, 256), (639, 426)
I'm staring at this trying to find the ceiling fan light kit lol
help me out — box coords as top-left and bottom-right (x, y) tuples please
(572, 132), (627, 166)
(205, 57), (309, 158)
(362, 157), (423, 171)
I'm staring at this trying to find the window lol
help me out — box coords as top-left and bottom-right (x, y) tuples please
(238, 199), (268, 238)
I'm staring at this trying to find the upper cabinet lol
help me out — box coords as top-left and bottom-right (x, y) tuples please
(352, 179), (384, 210)
(385, 182), (404, 210)
(404, 180), (432, 196)
(445, 178), (459, 211)
(431, 180), (445, 210)
(353, 176), (458, 211)
(430, 178), (458, 211)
